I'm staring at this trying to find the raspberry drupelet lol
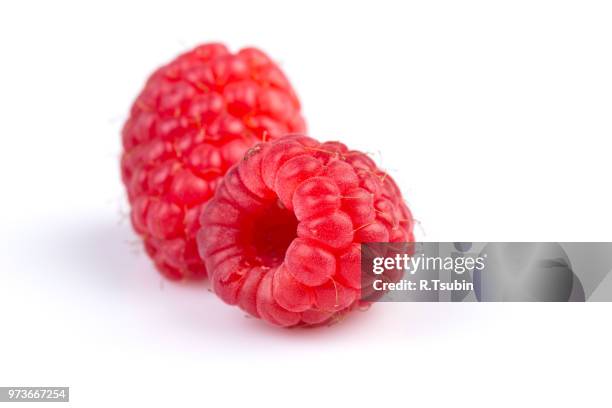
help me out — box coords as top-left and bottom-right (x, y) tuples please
(197, 135), (414, 327)
(121, 43), (306, 280)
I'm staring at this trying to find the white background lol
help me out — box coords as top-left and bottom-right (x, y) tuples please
(1, 1), (611, 406)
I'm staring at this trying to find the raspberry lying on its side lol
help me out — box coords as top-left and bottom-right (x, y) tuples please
(121, 43), (306, 280)
(197, 135), (414, 327)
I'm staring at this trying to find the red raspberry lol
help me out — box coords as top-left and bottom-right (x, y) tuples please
(197, 135), (414, 327)
(121, 43), (306, 280)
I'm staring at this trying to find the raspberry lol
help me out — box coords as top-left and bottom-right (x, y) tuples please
(197, 135), (414, 327)
(121, 43), (306, 280)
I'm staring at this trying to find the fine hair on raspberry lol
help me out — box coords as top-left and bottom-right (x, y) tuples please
(121, 43), (306, 280)
(197, 134), (414, 327)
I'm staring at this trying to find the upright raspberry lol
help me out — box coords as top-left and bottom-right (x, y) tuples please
(197, 135), (414, 327)
(121, 44), (306, 280)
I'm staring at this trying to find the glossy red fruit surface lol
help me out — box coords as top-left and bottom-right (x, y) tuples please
(121, 43), (306, 280)
(197, 135), (414, 327)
